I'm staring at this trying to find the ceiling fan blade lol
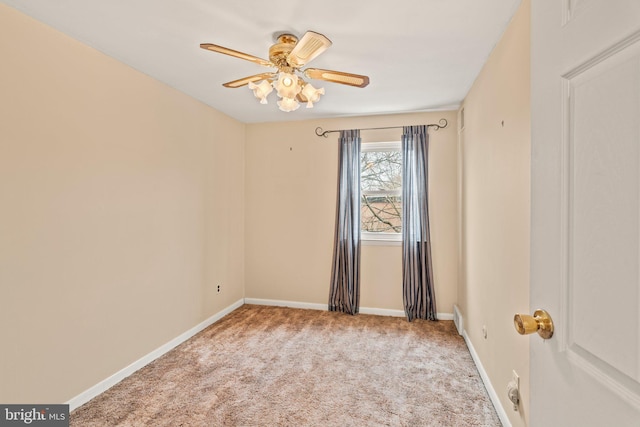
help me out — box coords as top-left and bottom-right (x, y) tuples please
(304, 68), (370, 88)
(222, 73), (276, 88)
(200, 43), (274, 68)
(287, 31), (332, 68)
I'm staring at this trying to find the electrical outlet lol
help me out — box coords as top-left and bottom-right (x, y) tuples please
(482, 325), (488, 339)
(217, 284), (221, 293)
(508, 369), (520, 411)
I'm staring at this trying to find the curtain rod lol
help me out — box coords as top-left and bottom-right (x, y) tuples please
(314, 118), (448, 138)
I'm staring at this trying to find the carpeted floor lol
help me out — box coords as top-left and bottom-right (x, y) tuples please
(71, 305), (501, 426)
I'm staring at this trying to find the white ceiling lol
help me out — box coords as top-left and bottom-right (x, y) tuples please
(2, 0), (521, 124)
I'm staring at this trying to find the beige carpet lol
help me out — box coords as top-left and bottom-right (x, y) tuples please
(71, 305), (501, 426)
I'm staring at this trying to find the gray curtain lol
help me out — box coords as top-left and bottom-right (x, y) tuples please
(402, 125), (437, 321)
(328, 129), (361, 315)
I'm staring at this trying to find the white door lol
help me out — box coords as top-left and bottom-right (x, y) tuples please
(531, 1), (640, 425)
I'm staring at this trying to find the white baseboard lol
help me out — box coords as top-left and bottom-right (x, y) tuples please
(360, 306), (406, 317)
(244, 298), (453, 320)
(453, 304), (463, 335)
(244, 298), (326, 311)
(66, 298), (244, 411)
(461, 328), (511, 427)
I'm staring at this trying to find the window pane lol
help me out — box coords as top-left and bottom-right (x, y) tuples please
(361, 149), (402, 233)
(361, 151), (402, 192)
(361, 194), (402, 233)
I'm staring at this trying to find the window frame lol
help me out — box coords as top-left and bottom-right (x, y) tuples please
(360, 141), (402, 244)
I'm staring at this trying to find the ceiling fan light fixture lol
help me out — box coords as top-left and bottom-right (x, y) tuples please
(248, 80), (273, 104)
(277, 97), (300, 112)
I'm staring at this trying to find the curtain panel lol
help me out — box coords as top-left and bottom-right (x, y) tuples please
(402, 125), (437, 321)
(328, 129), (361, 315)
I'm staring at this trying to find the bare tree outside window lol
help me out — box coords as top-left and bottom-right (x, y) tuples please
(361, 145), (402, 234)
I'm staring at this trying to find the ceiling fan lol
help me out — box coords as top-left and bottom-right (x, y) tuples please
(200, 31), (370, 112)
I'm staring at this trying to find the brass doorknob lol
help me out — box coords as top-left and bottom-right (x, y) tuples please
(514, 309), (554, 339)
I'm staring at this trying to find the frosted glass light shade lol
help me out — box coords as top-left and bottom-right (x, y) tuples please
(248, 80), (273, 104)
(301, 83), (325, 108)
(273, 72), (301, 99)
(277, 97), (300, 112)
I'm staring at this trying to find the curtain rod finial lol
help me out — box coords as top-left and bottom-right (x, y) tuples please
(315, 127), (329, 138)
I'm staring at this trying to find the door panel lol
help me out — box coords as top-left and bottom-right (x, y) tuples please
(567, 33), (640, 398)
(531, 1), (640, 425)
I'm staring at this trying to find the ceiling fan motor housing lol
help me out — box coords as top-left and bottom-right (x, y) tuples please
(269, 34), (298, 70)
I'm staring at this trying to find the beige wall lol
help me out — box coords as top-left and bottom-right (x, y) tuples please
(458, 1), (531, 425)
(245, 111), (458, 314)
(0, 5), (245, 403)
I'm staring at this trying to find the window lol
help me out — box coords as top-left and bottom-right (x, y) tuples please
(361, 141), (402, 243)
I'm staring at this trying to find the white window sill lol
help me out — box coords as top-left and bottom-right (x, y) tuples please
(361, 233), (402, 246)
